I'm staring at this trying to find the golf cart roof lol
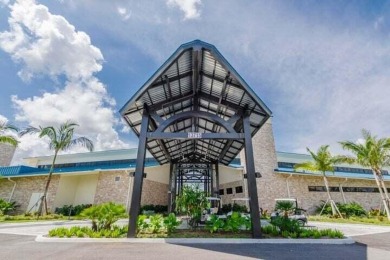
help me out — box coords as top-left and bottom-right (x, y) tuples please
(275, 198), (297, 201)
(206, 197), (221, 201)
(232, 198), (250, 201)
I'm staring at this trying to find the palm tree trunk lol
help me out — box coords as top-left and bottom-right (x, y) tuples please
(38, 150), (58, 216)
(323, 175), (340, 217)
(372, 170), (390, 220)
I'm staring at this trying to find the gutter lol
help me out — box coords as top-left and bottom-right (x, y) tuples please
(7, 177), (17, 202)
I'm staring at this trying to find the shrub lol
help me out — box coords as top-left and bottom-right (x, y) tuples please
(48, 225), (128, 238)
(140, 204), (168, 215)
(270, 216), (302, 233)
(206, 214), (225, 233)
(221, 204), (248, 214)
(163, 213), (181, 234)
(175, 185), (208, 228)
(55, 204), (92, 216)
(315, 201), (367, 217)
(81, 202), (126, 231)
(0, 199), (19, 215)
(149, 214), (164, 233)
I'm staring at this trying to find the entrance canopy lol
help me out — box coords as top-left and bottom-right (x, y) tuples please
(120, 40), (271, 165)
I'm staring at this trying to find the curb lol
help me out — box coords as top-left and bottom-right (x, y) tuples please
(35, 235), (355, 244)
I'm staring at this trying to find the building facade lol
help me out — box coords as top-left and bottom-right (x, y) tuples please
(1, 120), (389, 214)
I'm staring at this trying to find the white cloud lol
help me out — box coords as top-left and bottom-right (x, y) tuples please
(0, 0), (129, 164)
(0, 0), (103, 81)
(0, 114), (8, 122)
(167, 0), (202, 20)
(117, 6), (131, 21)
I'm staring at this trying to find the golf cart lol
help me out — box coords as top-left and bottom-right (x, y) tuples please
(270, 198), (307, 226)
(201, 197), (223, 223)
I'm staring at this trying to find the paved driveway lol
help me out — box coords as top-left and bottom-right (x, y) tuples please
(0, 220), (389, 259)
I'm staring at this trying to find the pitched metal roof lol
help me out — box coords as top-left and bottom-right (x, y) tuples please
(120, 40), (272, 166)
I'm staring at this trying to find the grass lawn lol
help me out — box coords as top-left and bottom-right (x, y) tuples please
(309, 215), (390, 226)
(0, 214), (84, 223)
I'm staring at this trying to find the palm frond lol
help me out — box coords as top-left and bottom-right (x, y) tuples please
(0, 121), (18, 132)
(294, 162), (318, 172)
(19, 126), (41, 137)
(66, 137), (94, 152)
(0, 135), (18, 147)
(332, 155), (355, 164)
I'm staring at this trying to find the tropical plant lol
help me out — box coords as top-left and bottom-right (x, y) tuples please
(20, 120), (93, 216)
(275, 200), (295, 218)
(80, 202), (126, 231)
(339, 129), (390, 220)
(206, 214), (225, 233)
(315, 201), (366, 217)
(0, 199), (19, 215)
(270, 217), (302, 233)
(294, 145), (343, 217)
(0, 120), (18, 147)
(175, 185), (208, 228)
(54, 204), (92, 216)
(224, 212), (251, 232)
(80, 205), (101, 231)
(163, 213), (181, 234)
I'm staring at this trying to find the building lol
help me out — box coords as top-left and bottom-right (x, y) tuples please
(0, 143), (16, 166)
(0, 40), (389, 236)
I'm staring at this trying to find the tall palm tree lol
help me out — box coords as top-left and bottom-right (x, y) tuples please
(20, 121), (93, 215)
(294, 145), (343, 217)
(339, 129), (390, 220)
(0, 121), (19, 147)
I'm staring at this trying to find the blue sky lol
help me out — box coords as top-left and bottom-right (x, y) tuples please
(0, 0), (390, 164)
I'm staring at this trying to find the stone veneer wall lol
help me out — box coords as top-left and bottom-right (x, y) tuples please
(241, 118), (281, 211)
(141, 179), (169, 206)
(93, 171), (129, 205)
(243, 118), (389, 213)
(285, 175), (385, 213)
(93, 170), (169, 207)
(0, 143), (16, 166)
(0, 175), (60, 213)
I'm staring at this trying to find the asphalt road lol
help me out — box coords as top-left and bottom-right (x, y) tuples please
(0, 233), (388, 260)
(0, 221), (389, 260)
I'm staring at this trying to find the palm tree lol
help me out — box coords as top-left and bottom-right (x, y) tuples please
(339, 129), (390, 220)
(294, 145), (343, 217)
(20, 121), (93, 216)
(0, 121), (19, 147)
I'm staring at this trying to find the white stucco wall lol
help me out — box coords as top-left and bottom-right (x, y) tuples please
(218, 165), (243, 185)
(145, 164), (170, 184)
(54, 173), (98, 208)
(73, 174), (98, 205)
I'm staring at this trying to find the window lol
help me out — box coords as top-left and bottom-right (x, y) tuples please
(226, 188), (233, 194)
(308, 186), (389, 193)
(115, 176), (121, 182)
(235, 186), (243, 193)
(219, 189), (224, 195)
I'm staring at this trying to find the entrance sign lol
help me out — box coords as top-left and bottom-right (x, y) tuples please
(188, 132), (202, 139)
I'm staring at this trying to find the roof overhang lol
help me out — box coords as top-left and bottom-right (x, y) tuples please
(120, 40), (272, 165)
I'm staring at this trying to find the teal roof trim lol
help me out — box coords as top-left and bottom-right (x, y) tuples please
(275, 167), (390, 181)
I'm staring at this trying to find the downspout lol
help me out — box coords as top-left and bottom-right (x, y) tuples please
(7, 177), (17, 203)
(286, 174), (292, 198)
